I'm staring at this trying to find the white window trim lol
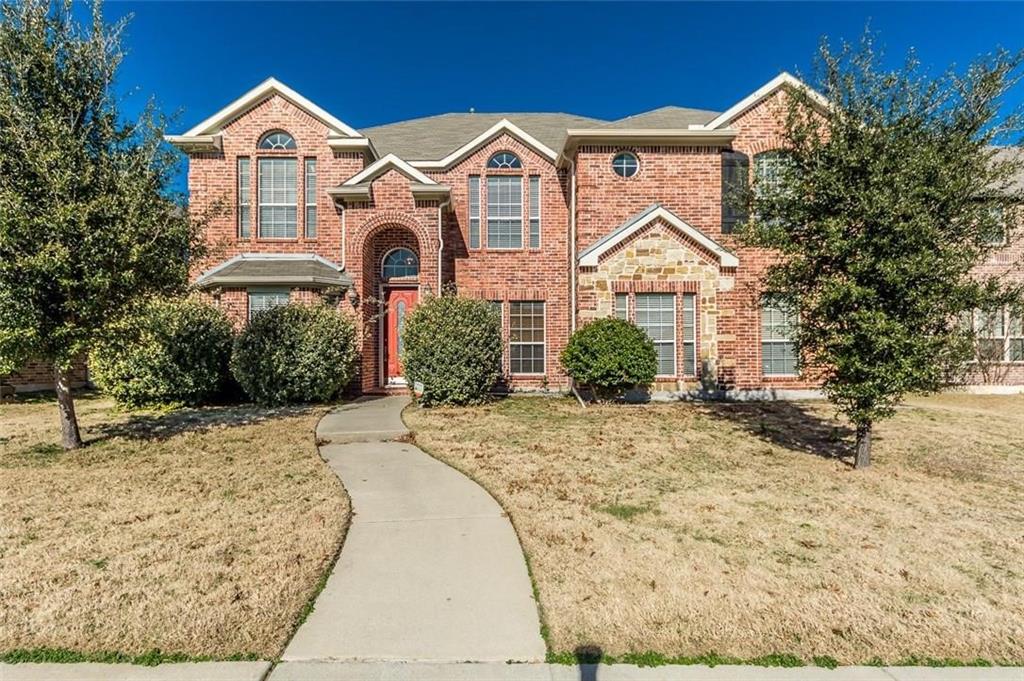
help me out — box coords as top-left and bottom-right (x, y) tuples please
(529, 175), (541, 249)
(247, 287), (291, 321)
(614, 292), (629, 321)
(468, 175), (481, 250)
(258, 157), (298, 240)
(636, 293), (676, 378)
(380, 247), (420, 281)
(761, 302), (800, 377)
(681, 293), (697, 377)
(973, 307), (1024, 364)
(486, 175), (525, 250)
(237, 157), (250, 239)
(612, 151), (639, 178)
(304, 158), (317, 239)
(509, 301), (546, 376)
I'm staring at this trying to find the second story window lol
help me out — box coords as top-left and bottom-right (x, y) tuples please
(304, 158), (317, 239)
(754, 150), (795, 198)
(488, 151), (522, 169)
(612, 151), (639, 178)
(528, 175), (541, 248)
(487, 175), (523, 249)
(468, 175), (481, 249)
(237, 157), (251, 238)
(721, 150), (749, 233)
(259, 131), (296, 150)
(983, 205), (1008, 247)
(258, 158), (297, 239)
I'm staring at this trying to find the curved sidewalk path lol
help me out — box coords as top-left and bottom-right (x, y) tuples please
(280, 395), (546, 666)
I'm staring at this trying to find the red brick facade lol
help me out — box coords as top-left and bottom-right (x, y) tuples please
(157, 77), (1024, 396)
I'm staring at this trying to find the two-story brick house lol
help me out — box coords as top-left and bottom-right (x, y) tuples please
(157, 72), (1022, 396)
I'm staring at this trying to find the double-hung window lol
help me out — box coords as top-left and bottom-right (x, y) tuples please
(528, 175), (541, 248)
(762, 298), (798, 375)
(1009, 309), (1024, 362)
(248, 288), (290, 321)
(976, 308), (1007, 362)
(681, 294), (696, 376)
(237, 157), (251, 238)
(509, 301), (545, 374)
(721, 151), (749, 233)
(258, 158), (297, 238)
(487, 176), (523, 249)
(636, 293), (676, 376)
(468, 176), (481, 249)
(304, 158), (317, 239)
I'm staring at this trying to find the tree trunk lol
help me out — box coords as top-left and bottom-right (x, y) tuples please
(54, 365), (82, 450)
(854, 421), (872, 469)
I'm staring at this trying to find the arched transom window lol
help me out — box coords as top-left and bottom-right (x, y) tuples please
(381, 248), (419, 280)
(487, 151), (522, 169)
(259, 131), (297, 150)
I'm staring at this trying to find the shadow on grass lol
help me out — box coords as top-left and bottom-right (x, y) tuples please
(702, 400), (856, 466)
(91, 403), (317, 444)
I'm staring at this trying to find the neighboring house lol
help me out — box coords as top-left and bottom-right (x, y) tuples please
(11, 72), (1003, 398)
(162, 72), (1024, 395)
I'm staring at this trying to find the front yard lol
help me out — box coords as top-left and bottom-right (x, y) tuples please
(405, 393), (1024, 665)
(0, 393), (348, 660)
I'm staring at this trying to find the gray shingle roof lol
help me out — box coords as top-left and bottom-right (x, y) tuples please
(195, 255), (352, 289)
(606, 106), (720, 130)
(362, 112), (606, 160)
(360, 105), (723, 161)
(993, 146), (1024, 194)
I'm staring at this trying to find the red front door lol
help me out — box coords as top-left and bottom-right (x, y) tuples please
(384, 288), (417, 382)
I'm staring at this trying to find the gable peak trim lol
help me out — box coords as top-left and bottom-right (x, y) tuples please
(182, 77), (363, 139)
(343, 153), (438, 186)
(697, 72), (829, 131)
(408, 118), (558, 169)
(579, 204), (738, 268)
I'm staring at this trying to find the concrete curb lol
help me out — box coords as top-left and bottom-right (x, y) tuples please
(267, 661), (1024, 681)
(0, 661), (272, 681)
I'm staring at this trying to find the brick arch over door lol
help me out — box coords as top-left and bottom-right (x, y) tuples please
(351, 214), (438, 392)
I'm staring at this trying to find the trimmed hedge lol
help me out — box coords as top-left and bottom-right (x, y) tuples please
(230, 303), (358, 406)
(402, 294), (502, 406)
(560, 317), (657, 399)
(90, 297), (234, 407)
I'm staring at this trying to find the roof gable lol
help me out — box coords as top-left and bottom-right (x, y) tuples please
(699, 72), (828, 130)
(408, 119), (558, 169)
(344, 154), (437, 186)
(183, 77), (362, 138)
(579, 204), (738, 268)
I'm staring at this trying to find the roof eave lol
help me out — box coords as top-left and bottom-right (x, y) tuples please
(164, 134), (222, 153)
(558, 129), (738, 164)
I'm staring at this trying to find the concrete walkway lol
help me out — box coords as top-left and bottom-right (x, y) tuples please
(0, 662), (271, 681)
(281, 395), (546, 664)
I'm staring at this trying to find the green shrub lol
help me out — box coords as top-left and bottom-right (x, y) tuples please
(560, 317), (657, 399)
(90, 297), (234, 408)
(230, 303), (358, 406)
(402, 294), (502, 406)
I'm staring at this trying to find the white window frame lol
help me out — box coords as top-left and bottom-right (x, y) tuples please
(681, 293), (697, 377)
(258, 157), (298, 239)
(1009, 309), (1024, 362)
(486, 175), (524, 250)
(304, 158), (317, 239)
(614, 292), (629, 321)
(509, 301), (545, 375)
(247, 288), (290, 321)
(761, 298), (799, 376)
(380, 247), (420, 281)
(237, 157), (250, 239)
(612, 151), (639, 178)
(528, 175), (541, 249)
(636, 293), (676, 378)
(468, 175), (481, 249)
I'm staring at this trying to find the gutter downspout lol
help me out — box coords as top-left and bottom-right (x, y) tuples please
(437, 196), (451, 294)
(339, 204), (347, 271)
(567, 156), (577, 334)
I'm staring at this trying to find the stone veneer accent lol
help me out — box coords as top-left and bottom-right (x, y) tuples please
(578, 218), (733, 387)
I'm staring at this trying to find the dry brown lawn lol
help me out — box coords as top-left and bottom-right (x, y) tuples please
(0, 392), (348, 659)
(405, 393), (1024, 664)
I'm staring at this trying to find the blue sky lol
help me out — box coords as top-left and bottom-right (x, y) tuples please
(97, 1), (1024, 191)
